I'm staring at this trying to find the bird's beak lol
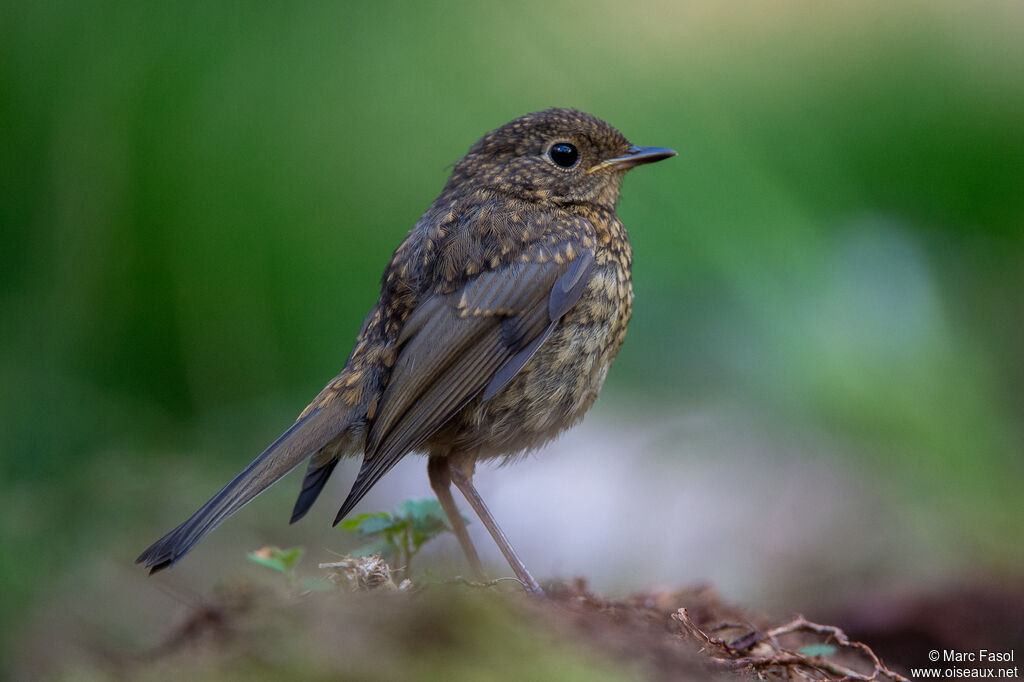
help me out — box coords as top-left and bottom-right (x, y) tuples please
(587, 145), (677, 174)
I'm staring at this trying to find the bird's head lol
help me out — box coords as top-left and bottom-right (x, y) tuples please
(445, 108), (675, 208)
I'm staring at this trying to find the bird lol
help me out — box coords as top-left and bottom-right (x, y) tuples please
(137, 108), (675, 593)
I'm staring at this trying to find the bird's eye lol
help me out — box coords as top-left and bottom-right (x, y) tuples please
(548, 142), (580, 169)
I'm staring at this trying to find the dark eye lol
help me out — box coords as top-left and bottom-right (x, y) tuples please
(548, 142), (579, 168)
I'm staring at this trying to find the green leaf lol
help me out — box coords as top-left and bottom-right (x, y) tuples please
(248, 552), (288, 573)
(341, 512), (404, 537)
(799, 643), (837, 658)
(340, 512), (394, 534)
(340, 498), (465, 566)
(410, 516), (446, 549)
(339, 511), (387, 530)
(360, 515), (405, 536)
(247, 545), (305, 573)
(397, 498), (444, 521)
(338, 514), (372, 531)
(396, 498), (450, 548)
(276, 546), (305, 571)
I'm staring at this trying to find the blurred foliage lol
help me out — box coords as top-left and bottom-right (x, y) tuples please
(247, 545), (304, 576)
(2, 0), (1024, 671)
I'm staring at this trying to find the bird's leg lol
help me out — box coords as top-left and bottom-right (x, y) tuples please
(449, 455), (544, 595)
(427, 457), (486, 582)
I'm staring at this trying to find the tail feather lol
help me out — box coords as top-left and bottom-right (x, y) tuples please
(289, 456), (340, 524)
(136, 404), (356, 573)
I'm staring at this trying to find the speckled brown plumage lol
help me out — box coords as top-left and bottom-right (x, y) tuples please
(137, 108), (675, 588)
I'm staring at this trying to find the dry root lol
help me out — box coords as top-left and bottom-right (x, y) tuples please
(673, 609), (910, 682)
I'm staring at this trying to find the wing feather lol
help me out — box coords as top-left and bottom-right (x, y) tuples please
(333, 241), (595, 523)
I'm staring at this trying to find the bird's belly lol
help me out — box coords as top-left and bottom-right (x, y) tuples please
(428, 262), (632, 459)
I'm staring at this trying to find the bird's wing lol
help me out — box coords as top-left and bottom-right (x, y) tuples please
(333, 244), (595, 523)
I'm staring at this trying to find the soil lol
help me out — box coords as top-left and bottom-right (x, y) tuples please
(28, 557), (1024, 681)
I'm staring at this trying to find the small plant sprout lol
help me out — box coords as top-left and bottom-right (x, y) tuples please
(247, 545), (329, 593)
(340, 498), (465, 578)
(248, 545), (305, 577)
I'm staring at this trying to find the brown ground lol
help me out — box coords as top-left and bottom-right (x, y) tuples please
(30, 556), (1022, 682)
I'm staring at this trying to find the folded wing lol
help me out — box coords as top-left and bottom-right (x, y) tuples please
(333, 245), (595, 523)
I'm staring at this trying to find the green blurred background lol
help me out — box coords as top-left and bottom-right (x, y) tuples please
(3, 0), (1023, 675)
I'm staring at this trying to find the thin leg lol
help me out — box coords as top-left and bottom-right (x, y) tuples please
(427, 457), (486, 581)
(449, 457), (543, 595)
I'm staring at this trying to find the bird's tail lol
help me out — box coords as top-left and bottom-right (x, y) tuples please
(136, 403), (357, 573)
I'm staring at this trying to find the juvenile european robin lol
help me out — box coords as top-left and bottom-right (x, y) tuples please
(137, 108), (675, 592)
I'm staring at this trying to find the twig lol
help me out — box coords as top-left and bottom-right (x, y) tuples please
(446, 575), (527, 590)
(672, 608), (910, 682)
